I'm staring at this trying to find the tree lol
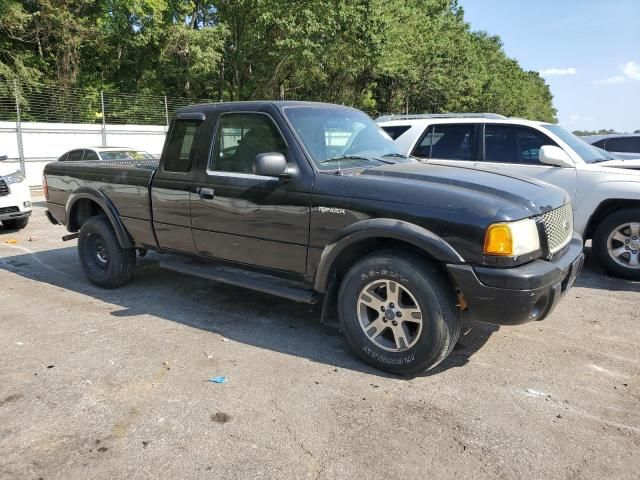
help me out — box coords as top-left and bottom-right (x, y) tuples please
(0, 0), (559, 124)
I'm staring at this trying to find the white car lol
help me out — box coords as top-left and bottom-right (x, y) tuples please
(376, 114), (640, 280)
(57, 147), (155, 162)
(0, 155), (32, 231)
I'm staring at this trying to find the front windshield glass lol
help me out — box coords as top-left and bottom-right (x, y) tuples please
(542, 124), (610, 163)
(101, 150), (154, 160)
(282, 106), (412, 170)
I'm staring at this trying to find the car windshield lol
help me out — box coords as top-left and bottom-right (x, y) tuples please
(542, 124), (610, 163)
(100, 150), (154, 160)
(282, 106), (413, 170)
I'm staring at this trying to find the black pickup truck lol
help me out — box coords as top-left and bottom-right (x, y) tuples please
(44, 101), (584, 374)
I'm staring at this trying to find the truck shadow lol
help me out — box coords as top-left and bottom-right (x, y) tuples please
(574, 246), (640, 293)
(0, 245), (495, 378)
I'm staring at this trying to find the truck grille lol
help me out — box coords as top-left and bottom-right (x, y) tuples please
(0, 206), (19, 215)
(540, 203), (573, 255)
(0, 180), (9, 196)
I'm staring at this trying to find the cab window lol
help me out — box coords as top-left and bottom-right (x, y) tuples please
(210, 113), (287, 174)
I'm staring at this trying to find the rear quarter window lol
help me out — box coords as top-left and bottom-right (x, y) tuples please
(163, 120), (201, 173)
(380, 125), (411, 140)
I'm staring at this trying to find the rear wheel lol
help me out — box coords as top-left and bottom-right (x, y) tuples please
(2, 217), (29, 230)
(78, 215), (136, 288)
(338, 250), (460, 375)
(593, 208), (640, 280)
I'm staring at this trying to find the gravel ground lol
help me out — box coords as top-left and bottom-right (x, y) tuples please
(0, 199), (638, 479)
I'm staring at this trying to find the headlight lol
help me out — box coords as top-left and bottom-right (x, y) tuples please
(4, 170), (25, 185)
(484, 218), (541, 256)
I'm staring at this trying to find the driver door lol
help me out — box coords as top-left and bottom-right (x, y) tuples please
(190, 110), (311, 275)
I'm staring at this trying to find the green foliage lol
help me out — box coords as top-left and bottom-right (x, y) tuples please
(573, 129), (618, 136)
(0, 0), (557, 122)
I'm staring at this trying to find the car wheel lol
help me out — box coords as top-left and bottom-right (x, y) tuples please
(2, 217), (29, 230)
(78, 215), (136, 288)
(338, 250), (460, 375)
(593, 208), (640, 280)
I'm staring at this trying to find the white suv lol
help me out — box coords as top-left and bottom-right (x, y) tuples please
(0, 155), (32, 231)
(377, 114), (640, 280)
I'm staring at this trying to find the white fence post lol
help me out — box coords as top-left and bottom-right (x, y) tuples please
(100, 90), (107, 147)
(13, 80), (25, 174)
(164, 95), (169, 128)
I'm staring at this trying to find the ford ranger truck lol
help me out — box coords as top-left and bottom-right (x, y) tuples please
(43, 102), (584, 375)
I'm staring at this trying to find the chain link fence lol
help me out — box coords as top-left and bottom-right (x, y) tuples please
(0, 79), (213, 173)
(0, 79), (211, 125)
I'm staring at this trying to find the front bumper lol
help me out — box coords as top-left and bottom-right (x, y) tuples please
(0, 180), (32, 221)
(447, 234), (584, 325)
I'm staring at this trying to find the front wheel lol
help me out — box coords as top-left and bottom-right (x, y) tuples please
(78, 215), (136, 288)
(338, 250), (460, 375)
(593, 208), (640, 280)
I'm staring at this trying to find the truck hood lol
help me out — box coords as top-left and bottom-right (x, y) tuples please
(358, 162), (569, 217)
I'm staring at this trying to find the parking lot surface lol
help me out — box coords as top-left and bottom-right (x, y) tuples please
(1, 199), (639, 479)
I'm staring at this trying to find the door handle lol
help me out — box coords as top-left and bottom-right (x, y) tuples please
(196, 187), (215, 200)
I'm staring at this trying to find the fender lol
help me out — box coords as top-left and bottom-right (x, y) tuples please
(65, 187), (134, 249)
(575, 180), (640, 237)
(313, 218), (464, 292)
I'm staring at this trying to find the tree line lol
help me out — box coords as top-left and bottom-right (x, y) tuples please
(573, 129), (640, 136)
(0, 0), (557, 122)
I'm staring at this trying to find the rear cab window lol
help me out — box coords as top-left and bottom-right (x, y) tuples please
(163, 120), (200, 173)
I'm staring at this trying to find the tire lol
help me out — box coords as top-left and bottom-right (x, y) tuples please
(338, 250), (460, 375)
(592, 208), (640, 280)
(77, 215), (136, 288)
(2, 217), (29, 230)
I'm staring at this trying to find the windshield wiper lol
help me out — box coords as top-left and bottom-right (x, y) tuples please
(319, 155), (394, 166)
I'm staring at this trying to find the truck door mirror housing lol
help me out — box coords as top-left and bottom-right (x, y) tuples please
(254, 152), (288, 177)
(539, 145), (573, 168)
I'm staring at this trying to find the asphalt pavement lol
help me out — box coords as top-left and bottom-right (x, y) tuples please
(0, 199), (638, 479)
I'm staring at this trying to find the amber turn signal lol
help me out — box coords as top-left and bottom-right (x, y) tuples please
(484, 223), (513, 256)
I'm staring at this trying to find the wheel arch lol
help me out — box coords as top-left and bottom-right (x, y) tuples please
(314, 219), (464, 294)
(584, 198), (640, 240)
(66, 188), (134, 249)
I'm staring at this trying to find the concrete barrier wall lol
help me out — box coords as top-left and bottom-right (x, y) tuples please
(0, 121), (167, 186)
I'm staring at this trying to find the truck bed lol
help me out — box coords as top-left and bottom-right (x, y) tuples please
(44, 160), (158, 247)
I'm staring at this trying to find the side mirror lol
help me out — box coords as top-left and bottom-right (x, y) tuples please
(0, 155), (7, 161)
(539, 145), (573, 168)
(254, 152), (288, 177)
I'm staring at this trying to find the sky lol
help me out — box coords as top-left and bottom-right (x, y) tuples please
(459, 0), (640, 132)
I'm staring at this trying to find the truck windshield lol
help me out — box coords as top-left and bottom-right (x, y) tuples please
(282, 106), (412, 170)
(542, 124), (610, 163)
